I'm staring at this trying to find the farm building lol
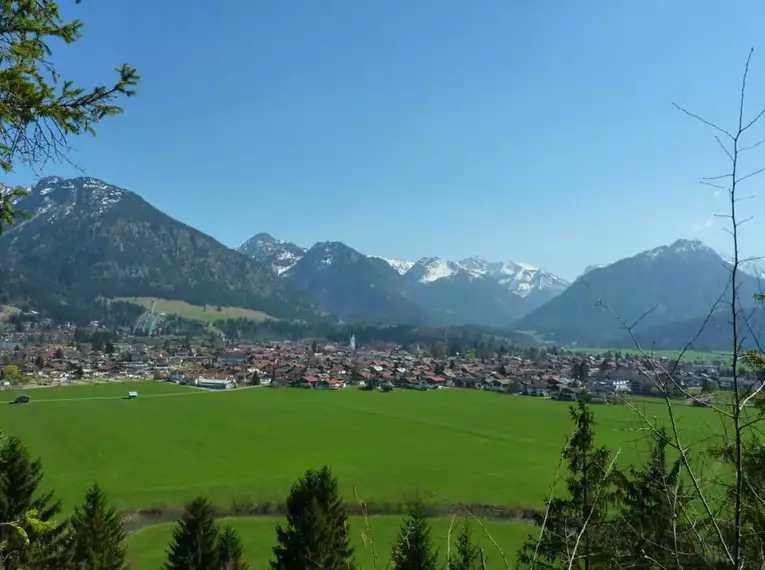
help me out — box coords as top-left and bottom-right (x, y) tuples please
(195, 378), (235, 390)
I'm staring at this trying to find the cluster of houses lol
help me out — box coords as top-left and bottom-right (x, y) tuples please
(1, 317), (755, 402)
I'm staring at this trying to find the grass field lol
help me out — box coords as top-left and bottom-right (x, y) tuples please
(568, 347), (731, 364)
(114, 297), (272, 323)
(127, 515), (532, 569)
(0, 381), (722, 515)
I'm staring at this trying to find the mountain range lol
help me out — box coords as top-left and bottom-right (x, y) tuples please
(515, 239), (765, 348)
(0, 177), (313, 320)
(236, 232), (569, 326)
(1, 176), (762, 351)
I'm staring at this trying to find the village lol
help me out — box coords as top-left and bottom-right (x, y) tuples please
(0, 317), (756, 404)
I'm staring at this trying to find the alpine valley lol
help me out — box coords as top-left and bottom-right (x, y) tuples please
(1, 176), (763, 351)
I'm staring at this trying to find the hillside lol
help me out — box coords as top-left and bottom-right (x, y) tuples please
(0, 177), (313, 320)
(283, 241), (428, 323)
(515, 239), (764, 345)
(239, 232), (568, 326)
(609, 306), (765, 352)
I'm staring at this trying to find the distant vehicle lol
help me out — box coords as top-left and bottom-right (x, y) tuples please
(10, 395), (30, 405)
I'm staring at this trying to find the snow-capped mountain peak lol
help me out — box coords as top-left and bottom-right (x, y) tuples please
(409, 257), (463, 283)
(375, 257), (415, 275)
(237, 232), (569, 300)
(237, 232), (306, 275)
(5, 176), (128, 233)
(641, 239), (719, 261)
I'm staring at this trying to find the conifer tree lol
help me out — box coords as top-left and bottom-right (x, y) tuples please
(390, 501), (438, 570)
(0, 435), (66, 570)
(165, 497), (221, 570)
(518, 402), (616, 569)
(66, 483), (126, 570)
(218, 526), (248, 570)
(449, 519), (480, 570)
(271, 466), (355, 569)
(0, 0), (139, 235)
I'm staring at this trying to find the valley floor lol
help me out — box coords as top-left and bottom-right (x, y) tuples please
(0, 381), (718, 511)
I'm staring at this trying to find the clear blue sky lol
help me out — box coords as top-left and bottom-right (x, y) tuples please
(9, 0), (765, 280)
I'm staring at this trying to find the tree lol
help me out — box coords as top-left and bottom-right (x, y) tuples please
(66, 483), (126, 570)
(390, 501), (437, 570)
(430, 341), (446, 360)
(311, 340), (318, 354)
(217, 526), (248, 570)
(612, 428), (695, 569)
(702, 377), (719, 393)
(164, 497), (220, 570)
(271, 466), (355, 569)
(518, 402), (616, 569)
(0, 0), (139, 234)
(105, 343), (115, 356)
(1, 365), (20, 384)
(54, 348), (64, 360)
(0, 435), (66, 569)
(449, 520), (480, 570)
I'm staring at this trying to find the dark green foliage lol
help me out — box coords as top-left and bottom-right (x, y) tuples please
(164, 497), (221, 570)
(449, 520), (480, 570)
(613, 429), (696, 569)
(271, 466), (355, 569)
(217, 526), (248, 570)
(66, 483), (126, 570)
(716, 437), (765, 566)
(0, 0), (139, 234)
(0, 435), (66, 570)
(518, 402), (615, 569)
(390, 501), (438, 570)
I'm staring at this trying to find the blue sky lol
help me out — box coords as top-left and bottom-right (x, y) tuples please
(8, 0), (765, 280)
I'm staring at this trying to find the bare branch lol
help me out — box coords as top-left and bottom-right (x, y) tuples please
(673, 103), (734, 139)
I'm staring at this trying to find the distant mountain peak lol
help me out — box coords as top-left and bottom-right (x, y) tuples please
(644, 238), (717, 258)
(375, 257), (415, 275)
(1, 176), (308, 320)
(237, 232), (306, 275)
(410, 257), (462, 283)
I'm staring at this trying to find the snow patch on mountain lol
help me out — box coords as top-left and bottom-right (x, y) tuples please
(238, 232), (306, 275)
(376, 257), (415, 275)
(410, 257), (463, 283)
(457, 257), (568, 297)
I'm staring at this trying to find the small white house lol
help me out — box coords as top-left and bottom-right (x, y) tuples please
(127, 391), (138, 399)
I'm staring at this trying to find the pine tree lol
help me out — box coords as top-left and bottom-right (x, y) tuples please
(613, 428), (696, 568)
(0, 435), (66, 570)
(218, 526), (248, 570)
(390, 502), (438, 570)
(0, 0), (139, 234)
(271, 466), (355, 569)
(517, 402), (616, 569)
(449, 520), (480, 570)
(165, 497), (221, 570)
(66, 483), (126, 570)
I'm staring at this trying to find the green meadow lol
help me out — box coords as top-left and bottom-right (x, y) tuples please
(0, 381), (720, 514)
(568, 347), (731, 364)
(127, 515), (532, 569)
(114, 296), (273, 323)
